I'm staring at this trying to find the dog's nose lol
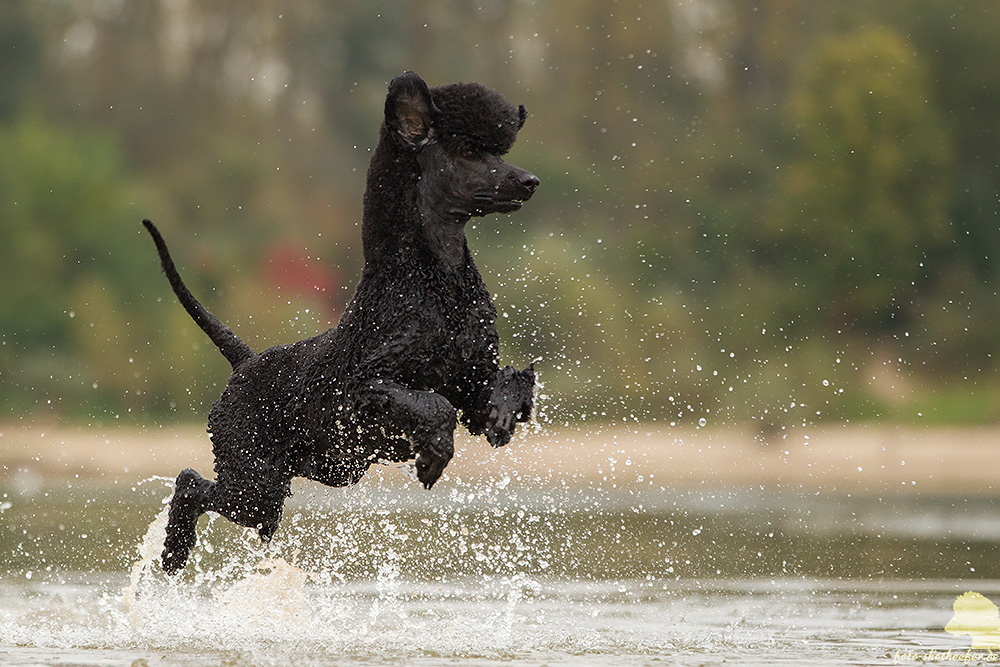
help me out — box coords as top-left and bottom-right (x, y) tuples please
(519, 172), (540, 193)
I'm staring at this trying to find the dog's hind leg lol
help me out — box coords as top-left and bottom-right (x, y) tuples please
(162, 464), (291, 573)
(210, 455), (293, 546)
(162, 468), (215, 574)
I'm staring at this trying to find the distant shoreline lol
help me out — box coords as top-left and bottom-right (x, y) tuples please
(1, 422), (997, 495)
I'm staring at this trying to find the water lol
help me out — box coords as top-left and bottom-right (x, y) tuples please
(1, 573), (987, 666)
(2, 470), (999, 665)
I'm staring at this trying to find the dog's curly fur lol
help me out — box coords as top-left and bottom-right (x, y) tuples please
(143, 72), (539, 574)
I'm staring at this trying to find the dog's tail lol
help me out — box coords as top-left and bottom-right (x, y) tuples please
(142, 219), (254, 368)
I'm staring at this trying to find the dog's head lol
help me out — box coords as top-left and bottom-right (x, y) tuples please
(384, 71), (538, 220)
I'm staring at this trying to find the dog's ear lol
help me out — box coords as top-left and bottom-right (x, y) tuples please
(517, 104), (528, 130)
(385, 71), (438, 148)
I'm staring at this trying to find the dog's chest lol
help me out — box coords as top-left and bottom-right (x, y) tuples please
(423, 290), (495, 355)
(412, 281), (497, 382)
(349, 261), (498, 391)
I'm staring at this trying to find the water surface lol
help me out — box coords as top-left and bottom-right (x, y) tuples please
(1, 473), (997, 665)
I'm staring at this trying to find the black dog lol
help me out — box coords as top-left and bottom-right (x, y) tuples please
(143, 72), (539, 574)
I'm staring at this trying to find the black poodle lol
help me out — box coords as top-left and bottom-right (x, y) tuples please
(142, 71), (539, 574)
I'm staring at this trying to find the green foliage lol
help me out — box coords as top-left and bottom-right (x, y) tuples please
(765, 27), (951, 330)
(2, 1), (1000, 426)
(0, 118), (148, 414)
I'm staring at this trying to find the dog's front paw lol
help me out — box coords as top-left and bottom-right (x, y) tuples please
(415, 432), (454, 489)
(485, 365), (535, 447)
(485, 406), (516, 448)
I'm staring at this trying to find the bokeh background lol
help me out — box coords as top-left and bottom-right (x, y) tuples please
(2, 0), (999, 434)
(3, 7), (1000, 663)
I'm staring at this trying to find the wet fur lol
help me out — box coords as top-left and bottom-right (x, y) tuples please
(144, 72), (538, 574)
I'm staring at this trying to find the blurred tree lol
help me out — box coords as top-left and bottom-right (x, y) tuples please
(0, 117), (150, 414)
(885, 0), (1000, 282)
(763, 26), (951, 334)
(0, 0), (40, 119)
(1, 1), (1000, 424)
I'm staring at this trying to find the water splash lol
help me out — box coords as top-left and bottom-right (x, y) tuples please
(106, 486), (570, 660)
(121, 501), (168, 624)
(216, 553), (315, 633)
(2, 470), (973, 664)
(368, 555), (405, 630)
(495, 574), (542, 645)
